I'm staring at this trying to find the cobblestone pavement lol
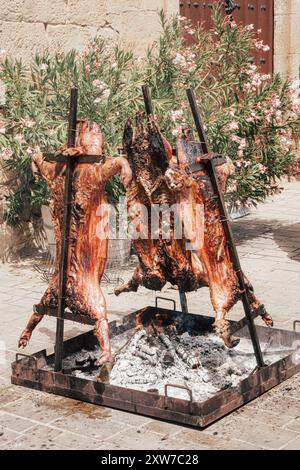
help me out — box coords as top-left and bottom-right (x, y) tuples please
(0, 181), (300, 450)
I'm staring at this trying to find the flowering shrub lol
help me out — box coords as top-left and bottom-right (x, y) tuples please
(0, 5), (299, 225)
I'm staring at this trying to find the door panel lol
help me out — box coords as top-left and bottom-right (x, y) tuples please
(179, 0), (274, 74)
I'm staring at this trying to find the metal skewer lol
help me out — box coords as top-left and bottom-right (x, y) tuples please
(54, 88), (78, 371)
(141, 85), (189, 315)
(186, 88), (265, 368)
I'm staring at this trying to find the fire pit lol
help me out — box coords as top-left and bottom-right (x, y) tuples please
(11, 86), (300, 428)
(11, 305), (300, 428)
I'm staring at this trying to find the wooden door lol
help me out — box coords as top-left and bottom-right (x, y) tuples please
(179, 0), (274, 74)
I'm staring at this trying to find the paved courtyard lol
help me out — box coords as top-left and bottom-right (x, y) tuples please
(0, 181), (300, 450)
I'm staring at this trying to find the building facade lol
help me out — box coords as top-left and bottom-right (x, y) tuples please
(0, 1), (299, 258)
(0, 1), (299, 78)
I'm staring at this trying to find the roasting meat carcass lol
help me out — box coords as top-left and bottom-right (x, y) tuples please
(18, 120), (132, 368)
(115, 113), (273, 347)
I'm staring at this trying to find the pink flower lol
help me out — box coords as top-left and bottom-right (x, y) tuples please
(15, 133), (25, 144)
(287, 80), (300, 113)
(228, 121), (239, 131)
(101, 88), (110, 100)
(171, 110), (183, 122)
(254, 136), (262, 146)
(93, 79), (104, 88)
(261, 74), (271, 81)
(279, 134), (293, 152)
(172, 125), (183, 137)
(40, 63), (49, 71)
(289, 79), (300, 91)
(0, 148), (13, 159)
(245, 24), (254, 31)
(173, 53), (186, 66)
(253, 39), (270, 52)
(21, 118), (35, 128)
(239, 138), (247, 149)
(243, 83), (252, 92)
(257, 163), (266, 173)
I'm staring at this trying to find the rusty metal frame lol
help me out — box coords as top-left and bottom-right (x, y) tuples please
(45, 90), (105, 371)
(186, 88), (265, 368)
(12, 85), (299, 428)
(42, 85), (266, 370)
(54, 88), (78, 372)
(11, 307), (300, 428)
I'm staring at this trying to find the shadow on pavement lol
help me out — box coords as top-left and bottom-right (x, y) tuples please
(233, 218), (300, 261)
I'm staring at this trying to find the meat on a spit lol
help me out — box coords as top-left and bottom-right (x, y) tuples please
(18, 120), (132, 370)
(115, 112), (273, 348)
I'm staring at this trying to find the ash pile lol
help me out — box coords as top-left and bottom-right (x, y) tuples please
(64, 311), (286, 401)
(110, 321), (257, 401)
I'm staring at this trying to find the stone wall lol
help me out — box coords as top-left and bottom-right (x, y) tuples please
(274, 0), (300, 79)
(1, 1), (299, 77)
(0, 1), (179, 60)
(0, 1), (179, 259)
(0, 1), (299, 259)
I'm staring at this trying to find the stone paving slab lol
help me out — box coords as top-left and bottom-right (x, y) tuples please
(0, 181), (299, 450)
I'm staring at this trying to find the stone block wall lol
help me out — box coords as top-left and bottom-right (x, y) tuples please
(0, 1), (179, 60)
(1, 1), (299, 76)
(274, 0), (300, 79)
(0, 1), (299, 258)
(0, 1), (179, 259)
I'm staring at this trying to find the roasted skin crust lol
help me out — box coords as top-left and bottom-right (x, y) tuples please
(116, 113), (272, 347)
(19, 121), (132, 368)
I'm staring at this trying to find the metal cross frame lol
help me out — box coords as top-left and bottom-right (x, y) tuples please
(47, 85), (265, 372)
(141, 85), (265, 368)
(186, 88), (265, 368)
(51, 89), (103, 371)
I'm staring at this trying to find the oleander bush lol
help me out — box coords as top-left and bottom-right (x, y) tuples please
(0, 4), (299, 225)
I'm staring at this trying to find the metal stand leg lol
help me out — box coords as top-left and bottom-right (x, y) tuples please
(179, 291), (188, 315)
(54, 88), (78, 372)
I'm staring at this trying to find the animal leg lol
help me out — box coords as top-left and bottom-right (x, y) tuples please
(114, 266), (140, 296)
(208, 281), (240, 348)
(244, 275), (273, 327)
(94, 317), (112, 366)
(81, 287), (113, 376)
(213, 312), (240, 349)
(18, 311), (44, 348)
(94, 315), (113, 384)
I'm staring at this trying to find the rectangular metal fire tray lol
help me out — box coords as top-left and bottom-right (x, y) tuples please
(11, 307), (300, 428)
